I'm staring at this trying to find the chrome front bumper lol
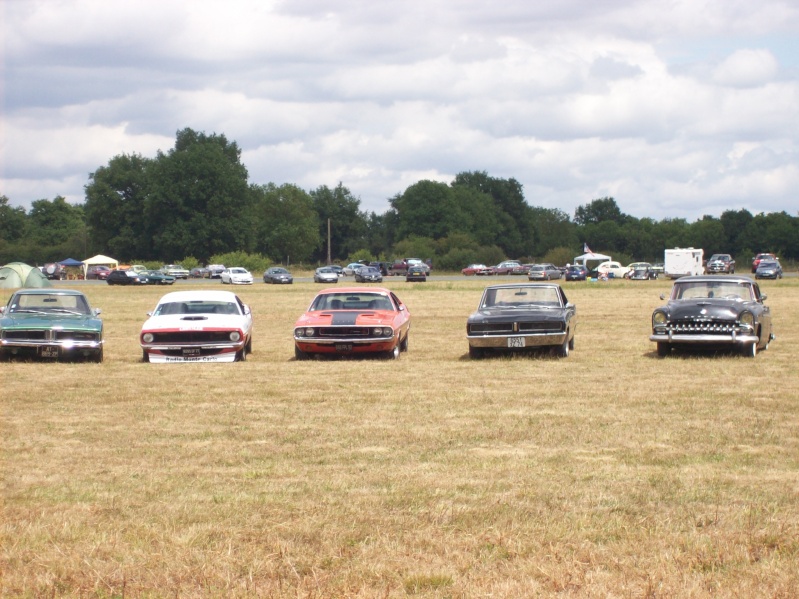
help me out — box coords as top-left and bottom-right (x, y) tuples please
(649, 332), (758, 344)
(468, 332), (566, 348)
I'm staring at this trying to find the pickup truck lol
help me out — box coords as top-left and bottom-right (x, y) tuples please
(388, 258), (430, 276)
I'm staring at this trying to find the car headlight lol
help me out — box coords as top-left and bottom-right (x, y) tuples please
(304, 327), (315, 337)
(739, 312), (754, 327)
(142, 333), (154, 343)
(652, 311), (667, 326)
(229, 331), (242, 342)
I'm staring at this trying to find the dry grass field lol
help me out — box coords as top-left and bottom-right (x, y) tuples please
(2, 275), (798, 598)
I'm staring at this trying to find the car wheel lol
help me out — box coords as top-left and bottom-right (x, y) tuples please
(245, 336), (253, 354)
(556, 335), (570, 358)
(568, 335), (575, 350)
(656, 342), (670, 357)
(294, 346), (310, 361)
(742, 341), (757, 358)
(385, 344), (400, 360)
(142, 350), (150, 363)
(468, 346), (484, 359)
(235, 347), (247, 362)
(91, 348), (104, 363)
(400, 332), (409, 352)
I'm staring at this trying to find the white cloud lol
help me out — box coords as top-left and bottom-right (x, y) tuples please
(2, 0), (799, 222)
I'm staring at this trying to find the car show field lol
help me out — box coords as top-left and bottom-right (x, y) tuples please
(3, 276), (799, 596)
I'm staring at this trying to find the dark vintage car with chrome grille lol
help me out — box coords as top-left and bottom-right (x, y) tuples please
(650, 275), (773, 358)
(0, 289), (104, 362)
(293, 287), (411, 360)
(466, 283), (576, 358)
(140, 290), (253, 363)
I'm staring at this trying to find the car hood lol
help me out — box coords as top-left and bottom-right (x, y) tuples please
(142, 314), (249, 332)
(664, 299), (751, 320)
(296, 310), (396, 327)
(1, 312), (102, 330)
(468, 306), (567, 323)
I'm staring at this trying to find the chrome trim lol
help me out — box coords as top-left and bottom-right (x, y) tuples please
(467, 332), (567, 348)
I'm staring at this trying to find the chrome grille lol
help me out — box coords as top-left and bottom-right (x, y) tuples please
(317, 327), (371, 338)
(151, 331), (232, 343)
(666, 319), (735, 334)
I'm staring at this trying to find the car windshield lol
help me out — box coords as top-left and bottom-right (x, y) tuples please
(9, 293), (91, 315)
(361, 267), (379, 273)
(269, 268), (288, 274)
(310, 292), (394, 311)
(672, 281), (754, 301)
(481, 286), (563, 308)
(154, 301), (241, 316)
(758, 261), (778, 268)
(230, 268), (248, 274)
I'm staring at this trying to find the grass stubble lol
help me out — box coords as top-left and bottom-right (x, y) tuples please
(2, 276), (798, 597)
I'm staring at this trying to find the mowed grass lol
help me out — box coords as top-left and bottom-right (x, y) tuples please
(2, 276), (799, 597)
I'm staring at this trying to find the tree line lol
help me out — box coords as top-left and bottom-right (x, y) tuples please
(2, 128), (798, 269)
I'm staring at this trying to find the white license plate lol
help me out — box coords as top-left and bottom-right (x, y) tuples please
(508, 337), (526, 348)
(335, 343), (353, 352)
(182, 348), (202, 356)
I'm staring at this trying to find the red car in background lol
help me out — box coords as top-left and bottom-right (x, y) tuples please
(293, 287), (411, 360)
(751, 253), (776, 273)
(461, 264), (493, 276)
(86, 265), (112, 280)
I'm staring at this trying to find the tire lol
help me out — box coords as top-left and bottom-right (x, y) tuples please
(657, 342), (670, 357)
(294, 346), (310, 361)
(235, 347), (247, 362)
(556, 334), (570, 358)
(568, 335), (575, 350)
(142, 350), (150, 363)
(384, 344), (400, 360)
(742, 341), (757, 358)
(468, 346), (484, 359)
(91, 348), (104, 363)
(400, 332), (409, 352)
(245, 336), (252, 354)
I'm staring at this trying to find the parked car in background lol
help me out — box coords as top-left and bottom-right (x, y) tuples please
(706, 254), (735, 274)
(527, 263), (562, 281)
(206, 264), (226, 279)
(221, 267), (253, 285)
(42, 263), (67, 280)
(293, 287), (411, 360)
(0, 289), (104, 362)
(512, 264), (533, 276)
(355, 266), (383, 283)
(595, 261), (630, 279)
(755, 259), (783, 280)
(461, 264), (493, 276)
(564, 265), (588, 281)
(751, 253), (777, 273)
(314, 267), (340, 284)
(86, 265), (112, 280)
(190, 267), (208, 278)
(162, 264), (190, 279)
(343, 263), (366, 276)
(628, 265), (658, 280)
(130, 265), (147, 274)
(389, 258), (430, 276)
(263, 267), (293, 284)
(107, 269), (146, 285)
(140, 290), (253, 363)
(650, 275), (773, 358)
(466, 283), (577, 359)
(138, 270), (176, 285)
(492, 260), (522, 275)
(406, 264), (428, 282)
(326, 265), (344, 277)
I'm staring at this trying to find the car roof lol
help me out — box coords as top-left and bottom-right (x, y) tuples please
(483, 283), (560, 290)
(13, 288), (86, 296)
(155, 290), (241, 303)
(674, 275), (752, 284)
(316, 286), (392, 295)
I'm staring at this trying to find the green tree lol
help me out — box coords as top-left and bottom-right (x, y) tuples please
(145, 128), (254, 262)
(84, 153), (152, 260)
(688, 215), (726, 256)
(310, 183), (368, 262)
(574, 197), (626, 226)
(252, 183), (320, 263)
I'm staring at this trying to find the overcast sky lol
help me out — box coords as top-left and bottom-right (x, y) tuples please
(3, 0), (798, 221)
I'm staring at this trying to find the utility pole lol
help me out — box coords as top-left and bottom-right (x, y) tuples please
(327, 218), (332, 264)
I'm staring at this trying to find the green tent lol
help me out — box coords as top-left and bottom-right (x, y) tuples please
(0, 262), (52, 289)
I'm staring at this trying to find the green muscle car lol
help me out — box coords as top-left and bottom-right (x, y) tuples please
(0, 289), (104, 362)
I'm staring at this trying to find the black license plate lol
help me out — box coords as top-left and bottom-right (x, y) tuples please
(335, 343), (353, 352)
(39, 346), (60, 358)
(182, 348), (202, 357)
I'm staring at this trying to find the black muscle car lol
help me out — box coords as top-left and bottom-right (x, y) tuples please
(650, 275), (774, 358)
(466, 283), (577, 358)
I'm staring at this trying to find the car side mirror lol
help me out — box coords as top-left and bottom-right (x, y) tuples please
(761, 294), (767, 301)
(659, 293), (666, 300)
(243, 306), (251, 315)
(399, 305), (405, 311)
(0, 306), (5, 314)
(147, 311), (153, 317)
(93, 308), (102, 316)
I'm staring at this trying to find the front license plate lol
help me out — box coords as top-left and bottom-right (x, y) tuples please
(508, 337), (526, 348)
(335, 343), (353, 352)
(182, 348), (202, 357)
(39, 346), (60, 358)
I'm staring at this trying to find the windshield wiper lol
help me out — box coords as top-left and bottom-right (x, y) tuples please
(50, 308), (86, 315)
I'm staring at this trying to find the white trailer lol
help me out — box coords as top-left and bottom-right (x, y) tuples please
(664, 248), (704, 279)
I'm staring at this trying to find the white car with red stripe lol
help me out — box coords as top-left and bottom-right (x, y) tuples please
(140, 290), (253, 363)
